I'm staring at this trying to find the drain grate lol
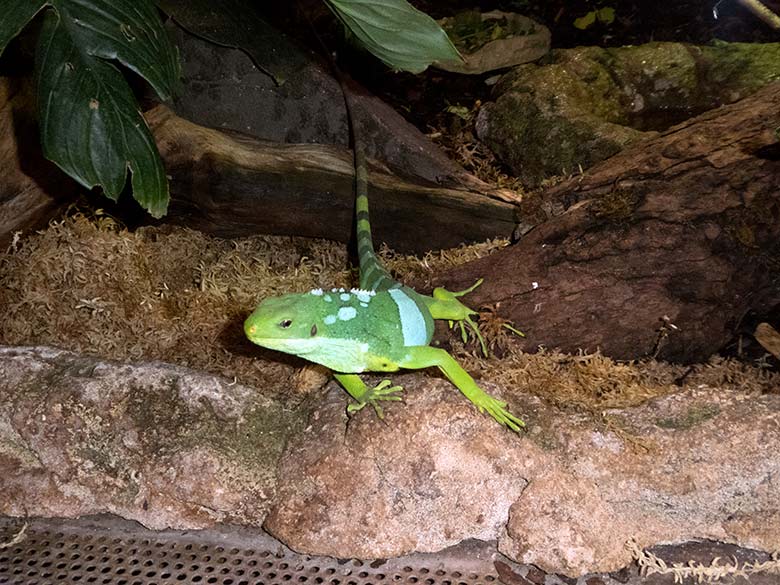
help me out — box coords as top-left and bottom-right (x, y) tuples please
(0, 517), (503, 585)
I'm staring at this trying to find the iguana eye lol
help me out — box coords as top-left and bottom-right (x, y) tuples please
(279, 319), (293, 328)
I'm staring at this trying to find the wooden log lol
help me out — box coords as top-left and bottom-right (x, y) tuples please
(159, 9), (518, 204)
(436, 83), (780, 363)
(0, 77), (77, 248)
(146, 105), (518, 254)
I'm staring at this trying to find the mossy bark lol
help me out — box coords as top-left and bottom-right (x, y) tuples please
(439, 82), (780, 363)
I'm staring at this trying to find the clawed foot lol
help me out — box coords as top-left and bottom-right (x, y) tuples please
(347, 379), (404, 419)
(437, 279), (524, 357)
(435, 278), (488, 355)
(452, 313), (489, 357)
(473, 394), (525, 432)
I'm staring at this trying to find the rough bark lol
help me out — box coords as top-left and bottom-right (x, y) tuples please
(0, 77), (78, 248)
(438, 82), (780, 363)
(164, 19), (517, 201)
(146, 105), (517, 253)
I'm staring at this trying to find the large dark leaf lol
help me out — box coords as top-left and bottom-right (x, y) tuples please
(325, 0), (461, 73)
(0, 1), (46, 53)
(0, 0), (180, 218)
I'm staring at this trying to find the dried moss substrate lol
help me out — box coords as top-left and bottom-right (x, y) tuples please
(0, 213), (351, 404)
(1, 212), (777, 410)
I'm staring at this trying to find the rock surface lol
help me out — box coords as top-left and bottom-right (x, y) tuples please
(264, 374), (532, 558)
(1, 346), (779, 577)
(0, 346), (304, 530)
(479, 42), (780, 185)
(161, 7), (507, 198)
(266, 376), (780, 575)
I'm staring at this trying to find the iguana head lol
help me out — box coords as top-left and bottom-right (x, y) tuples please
(244, 293), (323, 356)
(245, 287), (382, 371)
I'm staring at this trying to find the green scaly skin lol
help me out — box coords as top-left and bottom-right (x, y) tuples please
(244, 150), (524, 432)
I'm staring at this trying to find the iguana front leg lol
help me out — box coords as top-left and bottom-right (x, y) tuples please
(334, 373), (403, 419)
(399, 346), (525, 432)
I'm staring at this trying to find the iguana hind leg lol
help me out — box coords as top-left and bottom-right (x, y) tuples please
(425, 279), (523, 356)
(424, 279), (488, 355)
(399, 346), (525, 432)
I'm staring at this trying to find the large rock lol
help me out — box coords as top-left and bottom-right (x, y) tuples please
(502, 383), (780, 574)
(0, 345), (304, 530)
(264, 374), (532, 557)
(478, 42), (780, 185)
(1, 345), (778, 577)
(160, 3), (509, 199)
(265, 377), (780, 575)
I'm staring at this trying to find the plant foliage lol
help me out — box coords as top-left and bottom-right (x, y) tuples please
(573, 7), (616, 30)
(1, 0), (456, 217)
(0, 0), (179, 217)
(325, 0), (461, 73)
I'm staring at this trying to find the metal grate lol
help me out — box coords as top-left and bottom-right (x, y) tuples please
(0, 517), (504, 585)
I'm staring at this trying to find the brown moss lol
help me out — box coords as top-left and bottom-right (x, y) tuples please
(592, 189), (641, 221)
(379, 237), (511, 288)
(2, 212), (777, 412)
(0, 213), (350, 400)
(460, 349), (686, 412)
(458, 347), (779, 415)
(428, 99), (526, 193)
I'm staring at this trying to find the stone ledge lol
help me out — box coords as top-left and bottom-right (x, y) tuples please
(1, 345), (778, 576)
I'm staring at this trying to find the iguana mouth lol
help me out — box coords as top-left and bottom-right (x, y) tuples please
(249, 337), (317, 356)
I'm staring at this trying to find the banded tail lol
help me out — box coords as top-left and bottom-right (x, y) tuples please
(355, 149), (399, 292)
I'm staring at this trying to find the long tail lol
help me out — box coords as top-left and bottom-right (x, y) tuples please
(355, 149), (398, 292)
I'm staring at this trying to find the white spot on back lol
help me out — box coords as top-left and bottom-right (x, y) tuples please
(310, 288), (323, 296)
(352, 289), (375, 303)
(337, 306), (357, 321)
(360, 302), (368, 308)
(324, 295), (332, 302)
(340, 293), (351, 301)
(324, 315), (337, 325)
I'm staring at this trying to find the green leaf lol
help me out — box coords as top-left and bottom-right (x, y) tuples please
(325, 0), (461, 73)
(573, 10), (597, 30)
(2, 0), (180, 218)
(574, 7), (615, 30)
(597, 7), (616, 25)
(0, 0), (46, 55)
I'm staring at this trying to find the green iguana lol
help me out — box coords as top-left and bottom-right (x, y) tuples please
(244, 146), (524, 432)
